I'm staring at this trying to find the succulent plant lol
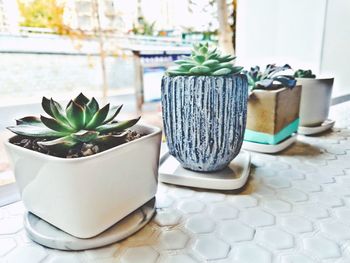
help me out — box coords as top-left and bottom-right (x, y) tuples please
(166, 42), (243, 76)
(243, 64), (297, 91)
(7, 93), (140, 153)
(294, 69), (316, 78)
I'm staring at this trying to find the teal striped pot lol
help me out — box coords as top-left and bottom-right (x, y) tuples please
(161, 74), (248, 172)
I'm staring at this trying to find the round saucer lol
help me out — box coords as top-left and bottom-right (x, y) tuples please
(298, 119), (335, 135)
(242, 134), (297, 154)
(24, 198), (156, 251)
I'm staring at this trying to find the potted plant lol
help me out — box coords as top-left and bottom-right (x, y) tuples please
(294, 69), (334, 127)
(161, 43), (248, 172)
(243, 64), (301, 145)
(5, 93), (162, 238)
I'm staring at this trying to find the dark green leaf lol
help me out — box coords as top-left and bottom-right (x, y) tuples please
(71, 130), (99, 142)
(16, 116), (42, 126)
(103, 105), (123, 124)
(74, 93), (90, 106)
(50, 99), (70, 126)
(97, 117), (140, 134)
(66, 101), (86, 130)
(42, 97), (54, 117)
(85, 97), (99, 125)
(37, 136), (79, 153)
(86, 103), (110, 129)
(7, 125), (66, 137)
(93, 133), (128, 145)
(40, 116), (73, 132)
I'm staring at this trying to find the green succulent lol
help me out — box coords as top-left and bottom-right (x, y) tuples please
(294, 69), (316, 78)
(7, 93), (140, 153)
(166, 42), (243, 76)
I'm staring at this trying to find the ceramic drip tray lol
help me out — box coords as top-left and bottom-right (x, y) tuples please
(298, 119), (335, 135)
(159, 151), (251, 190)
(242, 133), (297, 154)
(24, 198), (156, 251)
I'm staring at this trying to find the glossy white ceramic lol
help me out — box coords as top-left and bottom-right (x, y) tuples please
(5, 124), (161, 238)
(298, 78), (334, 127)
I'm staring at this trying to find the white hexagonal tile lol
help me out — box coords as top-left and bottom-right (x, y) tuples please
(154, 209), (181, 227)
(281, 216), (314, 233)
(193, 236), (230, 260)
(292, 181), (322, 192)
(0, 217), (23, 234)
(158, 230), (189, 250)
(266, 161), (290, 171)
(6, 202), (25, 216)
(199, 192), (226, 202)
(278, 169), (305, 181)
(5, 244), (47, 263)
(320, 221), (350, 240)
(156, 195), (174, 209)
(240, 208), (275, 227)
(303, 235), (341, 259)
(169, 188), (195, 198)
(120, 246), (159, 263)
(84, 244), (118, 260)
(219, 221), (255, 243)
(335, 208), (350, 225)
(297, 204), (330, 219)
(229, 196), (258, 208)
(254, 167), (277, 177)
(210, 203), (239, 219)
(256, 228), (294, 250)
(178, 200), (205, 214)
(232, 244), (272, 263)
(0, 238), (16, 256)
(127, 226), (156, 242)
(281, 254), (314, 263)
(265, 177), (291, 189)
(185, 215), (215, 234)
(47, 254), (83, 263)
(262, 199), (292, 213)
(162, 254), (198, 263)
(277, 189), (309, 202)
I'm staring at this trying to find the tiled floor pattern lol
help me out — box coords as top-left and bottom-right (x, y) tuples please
(1, 102), (350, 262)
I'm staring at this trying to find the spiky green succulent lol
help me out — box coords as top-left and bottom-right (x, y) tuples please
(166, 43), (243, 77)
(294, 69), (316, 79)
(7, 93), (140, 153)
(243, 64), (297, 91)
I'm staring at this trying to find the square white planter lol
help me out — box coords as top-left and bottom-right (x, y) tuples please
(5, 124), (162, 239)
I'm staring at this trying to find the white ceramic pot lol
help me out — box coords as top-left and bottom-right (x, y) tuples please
(297, 78), (334, 127)
(5, 124), (161, 238)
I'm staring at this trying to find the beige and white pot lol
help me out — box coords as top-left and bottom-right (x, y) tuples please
(5, 123), (162, 239)
(297, 78), (334, 127)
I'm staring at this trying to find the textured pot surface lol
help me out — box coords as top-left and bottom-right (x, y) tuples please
(298, 78), (334, 127)
(161, 75), (248, 172)
(5, 124), (162, 238)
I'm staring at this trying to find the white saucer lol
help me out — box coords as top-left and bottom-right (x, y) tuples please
(24, 198), (156, 251)
(298, 119), (335, 135)
(242, 134), (297, 154)
(159, 151), (251, 190)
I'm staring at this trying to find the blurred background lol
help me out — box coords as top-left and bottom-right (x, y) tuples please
(0, 0), (349, 185)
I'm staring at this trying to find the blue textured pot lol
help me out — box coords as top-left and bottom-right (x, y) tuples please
(161, 74), (248, 172)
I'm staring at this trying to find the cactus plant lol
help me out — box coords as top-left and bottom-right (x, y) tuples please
(294, 69), (316, 79)
(244, 64), (297, 91)
(166, 42), (243, 76)
(7, 93), (140, 155)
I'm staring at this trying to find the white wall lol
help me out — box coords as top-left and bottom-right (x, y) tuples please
(236, 0), (350, 97)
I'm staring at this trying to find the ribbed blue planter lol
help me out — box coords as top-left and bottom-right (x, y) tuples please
(161, 74), (248, 172)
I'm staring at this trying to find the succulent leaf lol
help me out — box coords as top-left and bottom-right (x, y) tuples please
(86, 103), (110, 129)
(37, 136), (79, 153)
(7, 124), (66, 137)
(40, 116), (73, 132)
(50, 99), (70, 126)
(66, 101), (85, 130)
(71, 130), (99, 142)
(93, 133), (128, 145)
(85, 97), (99, 124)
(294, 69), (316, 78)
(166, 42), (242, 76)
(243, 64), (296, 91)
(74, 93), (90, 106)
(103, 105), (123, 124)
(42, 97), (55, 118)
(97, 117), (140, 134)
(16, 116), (42, 126)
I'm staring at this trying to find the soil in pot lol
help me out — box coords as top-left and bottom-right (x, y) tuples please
(10, 130), (144, 158)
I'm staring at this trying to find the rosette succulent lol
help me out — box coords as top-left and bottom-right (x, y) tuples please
(243, 64), (297, 91)
(294, 69), (316, 78)
(7, 93), (140, 153)
(166, 42), (243, 76)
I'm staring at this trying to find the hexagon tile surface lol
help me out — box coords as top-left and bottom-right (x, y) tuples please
(1, 102), (350, 262)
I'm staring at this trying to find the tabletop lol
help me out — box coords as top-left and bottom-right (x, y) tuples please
(1, 101), (350, 263)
